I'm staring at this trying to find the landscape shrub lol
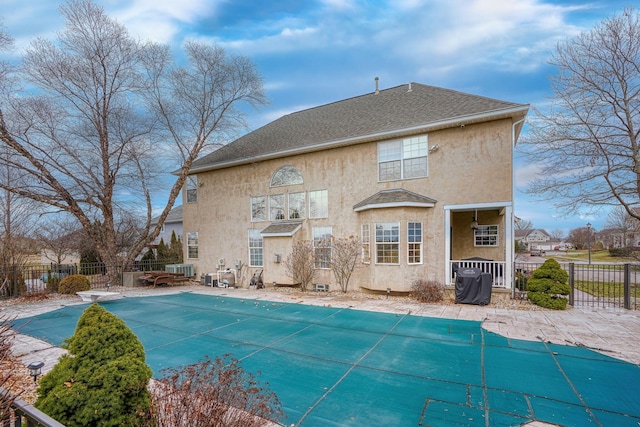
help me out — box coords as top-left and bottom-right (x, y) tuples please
(411, 279), (444, 303)
(149, 355), (283, 426)
(58, 274), (90, 294)
(527, 259), (570, 310)
(35, 304), (152, 426)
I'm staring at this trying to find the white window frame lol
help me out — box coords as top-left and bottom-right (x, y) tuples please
(269, 194), (286, 220)
(361, 223), (370, 264)
(309, 190), (328, 218)
(375, 222), (400, 264)
(378, 135), (428, 181)
(313, 226), (332, 268)
(270, 165), (304, 187)
(474, 225), (499, 247)
(248, 229), (263, 267)
(251, 196), (266, 222)
(186, 175), (198, 203)
(407, 222), (422, 264)
(187, 232), (198, 259)
(288, 192), (306, 219)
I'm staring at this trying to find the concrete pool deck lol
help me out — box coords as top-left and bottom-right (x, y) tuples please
(4, 284), (640, 374)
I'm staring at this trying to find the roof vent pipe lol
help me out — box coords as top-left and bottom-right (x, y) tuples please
(375, 77), (379, 94)
(408, 82), (412, 92)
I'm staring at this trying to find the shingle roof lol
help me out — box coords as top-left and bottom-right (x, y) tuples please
(190, 83), (528, 172)
(353, 189), (437, 212)
(260, 222), (303, 236)
(151, 205), (182, 225)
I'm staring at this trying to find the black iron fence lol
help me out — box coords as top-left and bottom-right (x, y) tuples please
(515, 261), (639, 310)
(0, 260), (184, 299)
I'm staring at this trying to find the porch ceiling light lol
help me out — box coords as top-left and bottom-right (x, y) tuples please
(471, 210), (479, 230)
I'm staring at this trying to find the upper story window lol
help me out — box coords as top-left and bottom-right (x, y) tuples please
(270, 166), (303, 187)
(186, 175), (198, 203)
(474, 225), (498, 247)
(251, 196), (266, 221)
(269, 194), (286, 220)
(378, 135), (428, 181)
(309, 189), (328, 218)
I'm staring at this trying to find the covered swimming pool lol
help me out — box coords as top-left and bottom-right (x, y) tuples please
(13, 292), (640, 426)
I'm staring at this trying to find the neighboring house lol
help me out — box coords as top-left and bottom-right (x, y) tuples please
(516, 229), (571, 251)
(150, 205), (183, 246)
(182, 82), (529, 292)
(40, 249), (80, 265)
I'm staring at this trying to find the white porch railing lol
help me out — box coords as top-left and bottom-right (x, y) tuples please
(450, 260), (507, 287)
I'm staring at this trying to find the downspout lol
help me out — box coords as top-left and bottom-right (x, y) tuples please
(510, 118), (526, 292)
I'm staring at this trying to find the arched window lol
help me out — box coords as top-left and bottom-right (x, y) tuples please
(270, 166), (303, 187)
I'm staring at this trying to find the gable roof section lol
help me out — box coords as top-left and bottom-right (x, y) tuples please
(189, 83), (529, 173)
(353, 189), (437, 212)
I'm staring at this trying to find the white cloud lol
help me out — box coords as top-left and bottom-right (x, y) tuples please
(109, 0), (216, 43)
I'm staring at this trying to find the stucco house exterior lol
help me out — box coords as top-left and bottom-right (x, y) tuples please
(182, 82), (529, 293)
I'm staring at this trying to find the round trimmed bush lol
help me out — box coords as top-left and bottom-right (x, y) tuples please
(527, 259), (570, 310)
(58, 274), (91, 294)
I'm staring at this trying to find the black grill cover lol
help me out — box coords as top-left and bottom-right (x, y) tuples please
(455, 267), (492, 306)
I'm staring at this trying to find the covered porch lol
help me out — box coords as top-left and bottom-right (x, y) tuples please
(444, 202), (514, 289)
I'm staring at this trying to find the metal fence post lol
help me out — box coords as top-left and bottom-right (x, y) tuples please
(624, 263), (631, 310)
(568, 263), (574, 306)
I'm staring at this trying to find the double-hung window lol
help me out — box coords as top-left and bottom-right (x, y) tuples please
(186, 175), (198, 203)
(361, 223), (370, 263)
(474, 225), (498, 247)
(408, 222), (422, 264)
(313, 226), (332, 268)
(186, 232), (198, 259)
(248, 229), (263, 266)
(375, 222), (399, 264)
(378, 135), (428, 181)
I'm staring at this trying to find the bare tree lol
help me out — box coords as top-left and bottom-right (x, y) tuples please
(283, 240), (316, 291)
(36, 215), (82, 265)
(0, 148), (42, 269)
(568, 226), (594, 250)
(0, 1), (266, 285)
(0, 317), (19, 422)
(515, 218), (533, 230)
(605, 205), (639, 247)
(549, 229), (565, 240)
(521, 8), (640, 220)
(329, 236), (360, 293)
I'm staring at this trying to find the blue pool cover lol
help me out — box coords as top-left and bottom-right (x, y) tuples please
(12, 292), (640, 427)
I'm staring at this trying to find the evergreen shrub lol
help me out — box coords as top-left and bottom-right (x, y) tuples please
(35, 304), (152, 426)
(527, 259), (570, 310)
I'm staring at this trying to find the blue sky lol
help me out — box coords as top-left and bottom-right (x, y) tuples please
(1, 0), (630, 235)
